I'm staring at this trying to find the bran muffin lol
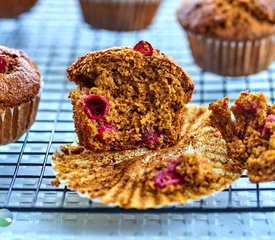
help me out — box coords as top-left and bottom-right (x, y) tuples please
(177, 0), (275, 76)
(78, 0), (162, 31)
(67, 41), (194, 151)
(0, 0), (38, 18)
(0, 45), (41, 144)
(209, 91), (275, 183)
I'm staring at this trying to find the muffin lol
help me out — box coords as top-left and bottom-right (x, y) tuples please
(209, 91), (275, 183)
(78, 0), (162, 31)
(177, 0), (275, 76)
(67, 40), (194, 151)
(0, 45), (41, 145)
(0, 0), (38, 18)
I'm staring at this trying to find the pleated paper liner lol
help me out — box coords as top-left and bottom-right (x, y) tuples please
(79, 0), (162, 31)
(51, 105), (244, 209)
(186, 32), (275, 77)
(0, 81), (43, 145)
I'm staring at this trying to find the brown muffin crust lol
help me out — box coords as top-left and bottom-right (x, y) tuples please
(0, 45), (41, 109)
(177, 0), (275, 40)
(0, 0), (37, 18)
(67, 46), (194, 151)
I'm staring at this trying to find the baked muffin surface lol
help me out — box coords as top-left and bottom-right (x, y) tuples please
(177, 0), (275, 40)
(0, 45), (41, 109)
(67, 43), (194, 151)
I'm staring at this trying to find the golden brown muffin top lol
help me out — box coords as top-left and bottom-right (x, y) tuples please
(177, 0), (275, 40)
(0, 45), (41, 109)
(67, 46), (194, 103)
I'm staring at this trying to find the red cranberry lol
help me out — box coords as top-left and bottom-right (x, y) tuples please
(0, 55), (10, 73)
(133, 40), (153, 57)
(96, 123), (117, 144)
(242, 92), (249, 96)
(266, 114), (275, 123)
(83, 95), (110, 120)
(142, 127), (160, 145)
(234, 102), (257, 114)
(154, 170), (181, 189)
(256, 114), (275, 135)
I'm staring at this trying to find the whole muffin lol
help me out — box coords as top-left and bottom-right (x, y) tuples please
(78, 0), (162, 31)
(177, 0), (275, 76)
(67, 41), (194, 151)
(0, 0), (38, 18)
(0, 45), (41, 144)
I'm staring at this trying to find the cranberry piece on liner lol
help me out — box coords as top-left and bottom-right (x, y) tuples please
(83, 94), (110, 120)
(154, 170), (181, 189)
(133, 40), (154, 57)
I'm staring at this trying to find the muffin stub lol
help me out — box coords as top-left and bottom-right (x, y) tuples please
(67, 41), (194, 151)
(209, 91), (275, 183)
(79, 0), (163, 31)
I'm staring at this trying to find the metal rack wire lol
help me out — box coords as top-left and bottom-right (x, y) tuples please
(0, 0), (274, 213)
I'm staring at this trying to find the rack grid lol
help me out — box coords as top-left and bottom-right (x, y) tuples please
(0, 0), (274, 214)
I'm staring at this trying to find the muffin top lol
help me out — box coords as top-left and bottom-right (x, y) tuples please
(177, 0), (275, 40)
(0, 45), (41, 109)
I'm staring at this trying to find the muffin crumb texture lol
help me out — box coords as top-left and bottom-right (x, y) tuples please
(67, 42), (194, 151)
(209, 91), (275, 183)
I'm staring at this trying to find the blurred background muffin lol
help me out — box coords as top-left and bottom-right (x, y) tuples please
(0, 46), (41, 145)
(0, 0), (38, 18)
(177, 0), (275, 77)
(79, 0), (162, 31)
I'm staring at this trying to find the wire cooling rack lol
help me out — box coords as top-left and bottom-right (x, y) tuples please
(0, 0), (274, 214)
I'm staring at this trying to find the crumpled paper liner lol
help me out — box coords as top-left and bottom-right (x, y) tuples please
(0, 82), (42, 145)
(51, 105), (244, 209)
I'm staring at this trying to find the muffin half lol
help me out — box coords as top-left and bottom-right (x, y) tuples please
(67, 41), (194, 151)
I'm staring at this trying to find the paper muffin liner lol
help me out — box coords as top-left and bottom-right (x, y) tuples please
(51, 105), (244, 209)
(0, 80), (43, 145)
(0, 0), (38, 18)
(186, 32), (275, 77)
(79, 0), (162, 31)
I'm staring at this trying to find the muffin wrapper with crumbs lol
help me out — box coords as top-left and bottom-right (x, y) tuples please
(186, 32), (275, 77)
(79, 0), (162, 31)
(0, 82), (42, 145)
(0, 0), (38, 18)
(51, 105), (244, 209)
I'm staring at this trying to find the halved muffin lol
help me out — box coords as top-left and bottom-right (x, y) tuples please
(67, 41), (194, 151)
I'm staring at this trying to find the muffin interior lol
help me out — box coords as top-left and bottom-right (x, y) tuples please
(68, 47), (193, 150)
